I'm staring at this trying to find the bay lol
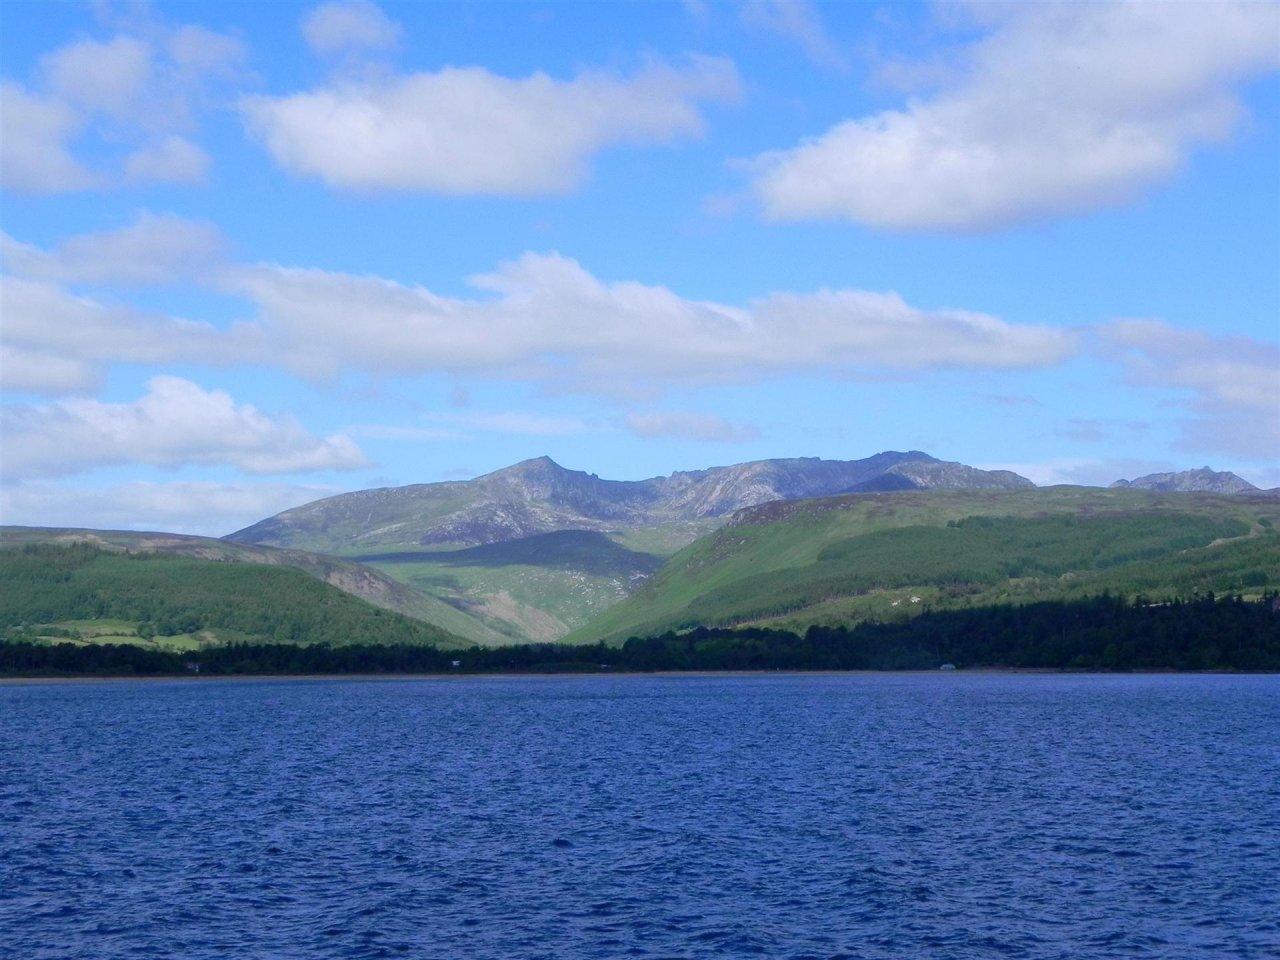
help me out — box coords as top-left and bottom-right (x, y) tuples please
(2, 674), (1278, 959)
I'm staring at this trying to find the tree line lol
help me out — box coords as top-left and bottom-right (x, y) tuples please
(4, 592), (1276, 676)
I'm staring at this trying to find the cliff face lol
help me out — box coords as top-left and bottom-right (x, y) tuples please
(226, 451), (1036, 552)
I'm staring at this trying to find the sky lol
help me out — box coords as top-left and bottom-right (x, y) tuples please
(1, 0), (1278, 537)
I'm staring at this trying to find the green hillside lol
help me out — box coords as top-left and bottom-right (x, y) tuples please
(0, 525), (513, 646)
(354, 531), (666, 643)
(0, 542), (469, 651)
(568, 487), (1280, 645)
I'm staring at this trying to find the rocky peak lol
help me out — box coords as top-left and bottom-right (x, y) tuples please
(1111, 467), (1258, 495)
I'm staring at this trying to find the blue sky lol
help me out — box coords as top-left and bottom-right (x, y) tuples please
(2, 0), (1278, 536)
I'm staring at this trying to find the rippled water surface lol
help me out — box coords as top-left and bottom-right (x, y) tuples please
(2, 674), (1278, 959)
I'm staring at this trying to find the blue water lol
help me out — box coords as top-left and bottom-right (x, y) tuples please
(2, 674), (1278, 959)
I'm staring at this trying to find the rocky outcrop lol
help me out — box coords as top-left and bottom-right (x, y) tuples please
(1111, 468), (1259, 495)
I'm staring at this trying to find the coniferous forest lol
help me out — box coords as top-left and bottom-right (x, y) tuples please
(4, 592), (1276, 676)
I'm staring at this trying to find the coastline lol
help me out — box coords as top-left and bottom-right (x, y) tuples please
(2, 667), (1267, 685)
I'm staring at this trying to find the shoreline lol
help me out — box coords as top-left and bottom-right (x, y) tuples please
(3, 667), (1271, 685)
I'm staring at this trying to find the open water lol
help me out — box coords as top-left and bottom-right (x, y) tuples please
(1, 673), (1278, 959)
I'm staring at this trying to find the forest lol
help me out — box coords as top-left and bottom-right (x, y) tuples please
(4, 592), (1276, 676)
(0, 543), (461, 649)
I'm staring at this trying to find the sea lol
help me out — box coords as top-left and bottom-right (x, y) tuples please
(2, 673), (1277, 959)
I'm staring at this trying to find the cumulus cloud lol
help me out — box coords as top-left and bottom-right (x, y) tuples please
(626, 410), (759, 443)
(1, 215), (245, 393)
(1, 376), (366, 479)
(303, 0), (402, 56)
(1095, 319), (1280, 460)
(0, 480), (333, 537)
(748, 1), (1280, 229)
(0, 20), (245, 192)
(0, 83), (97, 192)
(41, 35), (153, 119)
(2, 213), (224, 285)
(242, 55), (740, 193)
(0, 274), (251, 394)
(5, 217), (1077, 400)
(225, 252), (1076, 393)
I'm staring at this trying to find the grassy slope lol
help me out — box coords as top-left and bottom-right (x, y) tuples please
(0, 525), (679, 647)
(0, 525), (511, 646)
(567, 487), (1280, 645)
(1, 543), (471, 650)
(354, 530), (670, 643)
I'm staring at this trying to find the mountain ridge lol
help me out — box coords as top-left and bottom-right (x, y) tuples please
(221, 451), (1037, 644)
(226, 451), (1033, 551)
(1111, 467), (1272, 496)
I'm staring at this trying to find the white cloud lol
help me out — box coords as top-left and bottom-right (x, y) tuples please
(167, 25), (248, 78)
(1, 213), (224, 285)
(124, 136), (211, 183)
(1095, 319), (1280, 460)
(741, 0), (847, 70)
(0, 83), (97, 192)
(41, 35), (153, 119)
(4, 218), (1077, 401)
(1, 376), (366, 479)
(302, 0), (402, 56)
(0, 345), (98, 396)
(242, 55), (740, 193)
(0, 274), (250, 394)
(748, 1), (1280, 230)
(0, 480), (334, 538)
(1, 214), (240, 394)
(226, 252), (1076, 394)
(626, 410), (759, 443)
(0, 20), (245, 193)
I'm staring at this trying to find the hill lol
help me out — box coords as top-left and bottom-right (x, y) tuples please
(1111, 467), (1271, 495)
(567, 487), (1280, 645)
(226, 451), (1032, 642)
(0, 525), (504, 645)
(0, 541), (470, 652)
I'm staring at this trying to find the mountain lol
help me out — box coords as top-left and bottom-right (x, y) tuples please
(1111, 467), (1264, 495)
(227, 451), (1033, 552)
(565, 487), (1280, 646)
(224, 452), (1035, 643)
